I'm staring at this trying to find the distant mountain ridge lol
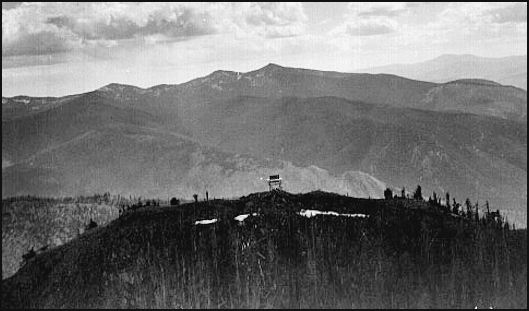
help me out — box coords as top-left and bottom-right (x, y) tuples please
(360, 54), (527, 90)
(2, 63), (527, 227)
(3, 61), (526, 121)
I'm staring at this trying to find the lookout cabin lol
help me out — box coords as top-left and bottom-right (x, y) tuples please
(266, 174), (282, 191)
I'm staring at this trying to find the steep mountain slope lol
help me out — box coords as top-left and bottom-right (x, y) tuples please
(178, 95), (527, 226)
(1, 94), (84, 120)
(417, 79), (527, 120)
(2, 91), (162, 166)
(361, 54), (527, 90)
(2, 198), (119, 280)
(2, 91), (526, 225)
(2, 64), (527, 226)
(2, 117), (386, 200)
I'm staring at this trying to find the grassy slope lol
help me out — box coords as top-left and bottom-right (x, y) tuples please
(2, 191), (526, 309)
(2, 197), (119, 279)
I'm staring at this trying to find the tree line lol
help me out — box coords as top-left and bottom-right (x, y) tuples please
(383, 185), (509, 228)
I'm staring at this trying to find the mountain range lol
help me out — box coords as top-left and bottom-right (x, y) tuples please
(360, 54), (527, 90)
(2, 63), (527, 226)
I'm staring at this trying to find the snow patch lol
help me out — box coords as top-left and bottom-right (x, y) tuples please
(194, 218), (218, 225)
(234, 213), (258, 222)
(298, 209), (368, 218)
(2, 159), (14, 169)
(300, 209), (340, 217)
(340, 213), (369, 218)
(13, 98), (30, 104)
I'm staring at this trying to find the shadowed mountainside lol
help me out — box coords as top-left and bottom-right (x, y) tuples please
(2, 64), (527, 226)
(2, 114), (387, 200)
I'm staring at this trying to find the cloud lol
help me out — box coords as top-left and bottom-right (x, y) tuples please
(2, 30), (81, 56)
(2, 2), (308, 57)
(331, 2), (415, 37)
(429, 2), (527, 40)
(386, 2), (528, 55)
(344, 18), (397, 36)
(2, 3), (83, 56)
(485, 3), (527, 24)
(435, 3), (527, 26)
(348, 2), (409, 17)
(325, 2), (527, 66)
(44, 3), (217, 41)
(1, 2), (22, 10)
(242, 2), (307, 38)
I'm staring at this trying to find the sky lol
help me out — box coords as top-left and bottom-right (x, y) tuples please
(2, 2), (527, 97)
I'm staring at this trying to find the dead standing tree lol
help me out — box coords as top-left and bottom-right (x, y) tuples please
(413, 185), (423, 201)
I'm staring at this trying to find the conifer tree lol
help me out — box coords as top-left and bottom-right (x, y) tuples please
(413, 185), (423, 201)
(384, 188), (393, 200)
(465, 198), (472, 218)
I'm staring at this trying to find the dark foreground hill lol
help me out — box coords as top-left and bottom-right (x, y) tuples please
(2, 190), (526, 309)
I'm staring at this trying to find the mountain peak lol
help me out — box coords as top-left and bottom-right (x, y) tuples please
(209, 69), (237, 77)
(265, 62), (282, 68)
(433, 54), (478, 61)
(98, 83), (144, 93)
(444, 79), (502, 87)
(259, 63), (284, 71)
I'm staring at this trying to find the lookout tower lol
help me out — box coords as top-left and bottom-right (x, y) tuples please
(266, 174), (282, 191)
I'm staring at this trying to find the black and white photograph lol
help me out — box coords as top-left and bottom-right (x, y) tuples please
(1, 2), (527, 309)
